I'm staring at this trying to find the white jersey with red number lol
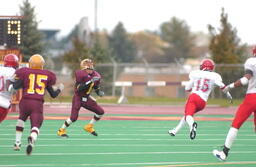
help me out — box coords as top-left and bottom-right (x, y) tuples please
(185, 70), (225, 101)
(0, 66), (16, 109)
(244, 57), (256, 94)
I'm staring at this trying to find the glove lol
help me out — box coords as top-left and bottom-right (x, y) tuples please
(222, 83), (234, 94)
(8, 84), (17, 95)
(91, 76), (100, 82)
(226, 92), (233, 104)
(57, 83), (64, 91)
(96, 90), (104, 97)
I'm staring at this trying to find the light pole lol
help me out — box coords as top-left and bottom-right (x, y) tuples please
(94, 0), (98, 33)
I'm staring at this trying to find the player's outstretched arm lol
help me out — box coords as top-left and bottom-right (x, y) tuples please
(47, 83), (64, 98)
(223, 73), (252, 94)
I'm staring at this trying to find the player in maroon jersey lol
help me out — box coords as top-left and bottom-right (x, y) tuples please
(57, 58), (105, 137)
(12, 54), (64, 155)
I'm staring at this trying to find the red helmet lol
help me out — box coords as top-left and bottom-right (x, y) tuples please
(252, 46), (256, 56)
(4, 54), (19, 69)
(200, 59), (215, 71)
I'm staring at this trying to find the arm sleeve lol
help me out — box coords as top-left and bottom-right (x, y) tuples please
(12, 68), (24, 90)
(185, 80), (193, 91)
(46, 86), (60, 98)
(13, 79), (23, 90)
(214, 74), (225, 89)
(185, 71), (194, 91)
(77, 80), (92, 92)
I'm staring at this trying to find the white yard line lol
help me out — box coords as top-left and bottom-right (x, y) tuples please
(0, 144), (254, 147)
(1, 151), (256, 156)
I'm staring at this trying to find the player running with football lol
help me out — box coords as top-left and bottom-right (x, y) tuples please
(213, 47), (256, 161)
(12, 54), (64, 155)
(57, 58), (105, 137)
(168, 59), (232, 140)
(0, 54), (19, 123)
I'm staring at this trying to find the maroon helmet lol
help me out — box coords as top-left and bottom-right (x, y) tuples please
(200, 59), (215, 71)
(4, 54), (19, 69)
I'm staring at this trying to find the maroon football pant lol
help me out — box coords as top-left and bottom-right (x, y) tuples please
(19, 99), (44, 129)
(69, 95), (105, 122)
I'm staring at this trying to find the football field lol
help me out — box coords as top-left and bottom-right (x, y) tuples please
(0, 104), (256, 167)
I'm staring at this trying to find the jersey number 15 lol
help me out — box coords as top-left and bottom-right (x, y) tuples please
(27, 74), (48, 95)
(196, 79), (210, 92)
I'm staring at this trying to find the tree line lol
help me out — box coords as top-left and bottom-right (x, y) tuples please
(19, 0), (248, 68)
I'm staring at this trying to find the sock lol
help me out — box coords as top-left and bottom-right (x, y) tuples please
(89, 114), (102, 124)
(224, 127), (238, 149)
(15, 119), (24, 143)
(172, 116), (186, 134)
(185, 115), (194, 131)
(61, 118), (72, 129)
(30, 127), (40, 143)
(223, 145), (230, 156)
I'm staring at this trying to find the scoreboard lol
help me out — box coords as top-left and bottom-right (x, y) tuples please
(0, 17), (22, 47)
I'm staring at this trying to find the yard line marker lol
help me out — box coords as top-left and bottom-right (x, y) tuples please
(0, 144), (254, 147)
(150, 161), (256, 167)
(1, 151), (256, 156)
(0, 161), (198, 167)
(0, 138), (255, 141)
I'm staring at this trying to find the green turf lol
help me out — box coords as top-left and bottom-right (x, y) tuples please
(45, 95), (243, 106)
(0, 119), (255, 167)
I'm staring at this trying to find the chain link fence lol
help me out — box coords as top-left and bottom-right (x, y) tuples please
(57, 63), (246, 99)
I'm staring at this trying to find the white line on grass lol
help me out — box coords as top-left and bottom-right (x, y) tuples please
(1, 151), (256, 156)
(1, 133), (255, 137)
(0, 138), (255, 141)
(0, 144), (255, 147)
(0, 161), (198, 167)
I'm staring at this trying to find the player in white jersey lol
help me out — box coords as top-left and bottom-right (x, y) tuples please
(213, 47), (256, 161)
(168, 59), (232, 140)
(0, 54), (19, 123)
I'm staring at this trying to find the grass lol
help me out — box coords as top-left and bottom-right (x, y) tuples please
(0, 119), (255, 167)
(45, 95), (242, 106)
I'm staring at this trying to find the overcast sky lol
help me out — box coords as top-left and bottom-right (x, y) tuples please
(1, 0), (255, 45)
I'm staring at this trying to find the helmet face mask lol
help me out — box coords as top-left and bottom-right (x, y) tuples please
(80, 59), (94, 71)
(200, 59), (215, 71)
(4, 54), (19, 69)
(29, 54), (45, 69)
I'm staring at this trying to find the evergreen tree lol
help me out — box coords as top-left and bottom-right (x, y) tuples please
(19, 0), (44, 61)
(62, 38), (91, 77)
(208, 8), (247, 98)
(109, 22), (136, 62)
(160, 17), (195, 63)
(208, 8), (247, 64)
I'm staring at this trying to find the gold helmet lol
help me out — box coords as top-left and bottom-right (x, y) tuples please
(80, 58), (94, 70)
(29, 54), (45, 69)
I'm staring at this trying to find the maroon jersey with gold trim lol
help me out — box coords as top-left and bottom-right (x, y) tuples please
(74, 70), (101, 97)
(15, 67), (56, 101)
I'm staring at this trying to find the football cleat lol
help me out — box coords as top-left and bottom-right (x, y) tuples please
(26, 136), (34, 155)
(84, 124), (98, 136)
(190, 122), (197, 140)
(57, 128), (69, 138)
(13, 142), (21, 151)
(168, 129), (176, 136)
(213, 149), (227, 161)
